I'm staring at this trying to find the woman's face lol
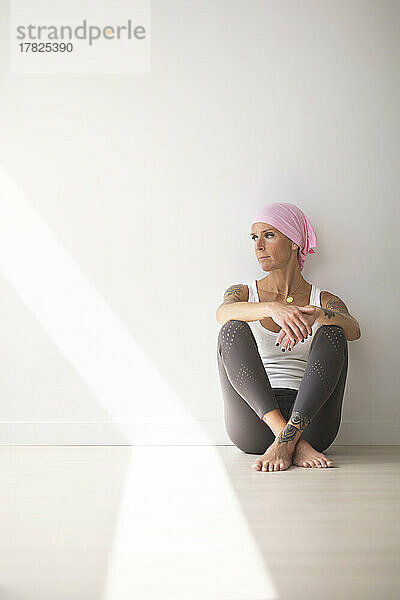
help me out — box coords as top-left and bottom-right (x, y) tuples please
(250, 222), (296, 271)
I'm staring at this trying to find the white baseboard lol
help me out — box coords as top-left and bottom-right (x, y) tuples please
(0, 420), (399, 445)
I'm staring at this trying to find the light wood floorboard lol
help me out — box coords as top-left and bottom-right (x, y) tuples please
(0, 445), (398, 599)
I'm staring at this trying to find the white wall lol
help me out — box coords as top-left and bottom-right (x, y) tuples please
(0, 0), (398, 444)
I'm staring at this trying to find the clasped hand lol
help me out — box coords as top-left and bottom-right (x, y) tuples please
(272, 305), (320, 351)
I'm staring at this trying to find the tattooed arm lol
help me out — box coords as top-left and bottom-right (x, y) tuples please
(215, 284), (276, 326)
(221, 284), (245, 304)
(315, 292), (361, 341)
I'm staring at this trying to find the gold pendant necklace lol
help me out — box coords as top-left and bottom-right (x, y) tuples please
(267, 277), (304, 303)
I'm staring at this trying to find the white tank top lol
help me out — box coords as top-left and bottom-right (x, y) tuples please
(245, 280), (323, 391)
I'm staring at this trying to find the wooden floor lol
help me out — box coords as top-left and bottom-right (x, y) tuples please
(0, 445), (399, 599)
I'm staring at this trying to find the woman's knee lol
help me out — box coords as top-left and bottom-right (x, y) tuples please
(317, 324), (346, 337)
(313, 324), (348, 354)
(218, 319), (252, 352)
(219, 319), (250, 335)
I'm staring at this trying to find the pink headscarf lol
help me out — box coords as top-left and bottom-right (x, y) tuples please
(250, 202), (317, 271)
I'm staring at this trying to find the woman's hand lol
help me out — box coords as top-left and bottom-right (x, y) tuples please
(267, 302), (315, 343)
(276, 306), (321, 351)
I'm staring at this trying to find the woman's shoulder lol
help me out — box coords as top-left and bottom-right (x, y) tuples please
(221, 283), (250, 303)
(319, 290), (350, 314)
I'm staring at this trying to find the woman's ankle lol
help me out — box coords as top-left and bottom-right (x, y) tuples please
(275, 423), (301, 448)
(262, 408), (288, 437)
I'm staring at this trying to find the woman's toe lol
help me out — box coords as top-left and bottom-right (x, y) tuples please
(322, 455), (333, 467)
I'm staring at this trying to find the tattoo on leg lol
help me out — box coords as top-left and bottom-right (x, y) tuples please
(275, 410), (312, 446)
(276, 424), (299, 445)
(290, 410), (311, 431)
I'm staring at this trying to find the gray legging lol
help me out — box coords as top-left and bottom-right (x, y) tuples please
(216, 321), (348, 454)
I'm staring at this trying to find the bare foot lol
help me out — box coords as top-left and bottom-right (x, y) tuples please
(252, 439), (295, 472)
(292, 438), (334, 468)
